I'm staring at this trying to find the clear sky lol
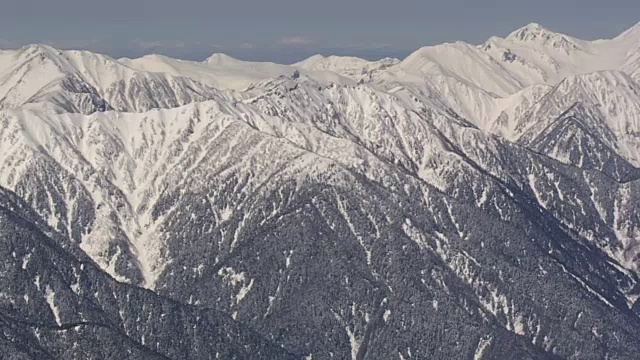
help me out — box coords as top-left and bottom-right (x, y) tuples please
(1, 0), (638, 63)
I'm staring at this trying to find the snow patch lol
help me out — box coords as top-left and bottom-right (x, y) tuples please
(383, 309), (391, 322)
(474, 336), (492, 360)
(45, 285), (62, 326)
(218, 266), (254, 303)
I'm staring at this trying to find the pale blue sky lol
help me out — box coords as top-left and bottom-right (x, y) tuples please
(1, 0), (638, 63)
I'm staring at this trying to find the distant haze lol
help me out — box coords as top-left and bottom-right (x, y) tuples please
(1, 0), (639, 63)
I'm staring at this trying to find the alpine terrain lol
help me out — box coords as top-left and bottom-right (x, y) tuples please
(1, 22), (640, 359)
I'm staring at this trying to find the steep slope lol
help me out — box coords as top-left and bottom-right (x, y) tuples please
(0, 45), (228, 114)
(488, 84), (552, 136)
(526, 102), (640, 182)
(374, 74), (550, 134)
(2, 77), (640, 359)
(480, 23), (592, 86)
(376, 74), (500, 129)
(245, 77), (640, 274)
(0, 45), (109, 114)
(516, 71), (640, 167)
(480, 22), (640, 88)
(0, 187), (297, 359)
(380, 41), (525, 96)
(621, 43), (640, 81)
(368, 22), (640, 135)
(2, 20), (640, 360)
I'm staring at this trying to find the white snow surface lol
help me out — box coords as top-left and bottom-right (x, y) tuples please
(45, 285), (62, 326)
(121, 52), (354, 91)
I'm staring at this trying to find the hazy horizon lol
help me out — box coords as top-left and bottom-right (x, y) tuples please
(2, 0), (639, 63)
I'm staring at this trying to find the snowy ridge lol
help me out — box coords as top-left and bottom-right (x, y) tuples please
(293, 54), (399, 81)
(0, 44), (238, 114)
(516, 71), (640, 167)
(479, 22), (640, 89)
(505, 23), (583, 53)
(121, 52), (355, 91)
(382, 41), (525, 96)
(121, 53), (297, 90)
(2, 72), (638, 287)
(1, 20), (640, 360)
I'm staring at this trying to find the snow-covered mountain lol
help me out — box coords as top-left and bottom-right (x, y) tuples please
(374, 22), (640, 135)
(479, 22), (639, 87)
(120, 52), (297, 90)
(120, 52), (355, 91)
(1, 21), (640, 359)
(0, 44), (236, 114)
(515, 71), (640, 168)
(293, 54), (399, 81)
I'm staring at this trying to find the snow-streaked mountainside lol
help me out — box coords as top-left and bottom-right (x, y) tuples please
(1, 22), (640, 360)
(0, 44), (238, 114)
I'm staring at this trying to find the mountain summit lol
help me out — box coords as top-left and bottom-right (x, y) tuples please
(505, 22), (581, 50)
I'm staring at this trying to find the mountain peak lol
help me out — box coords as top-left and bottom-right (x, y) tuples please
(17, 43), (61, 57)
(204, 52), (241, 65)
(304, 54), (327, 61)
(507, 23), (550, 40)
(506, 23), (581, 53)
(507, 23), (557, 40)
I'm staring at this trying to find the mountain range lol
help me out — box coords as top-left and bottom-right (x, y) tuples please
(1, 22), (640, 359)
